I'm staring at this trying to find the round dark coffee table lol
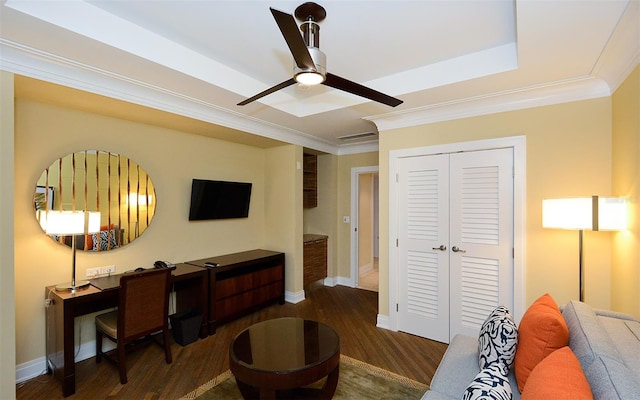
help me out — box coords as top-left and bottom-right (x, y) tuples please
(229, 317), (340, 399)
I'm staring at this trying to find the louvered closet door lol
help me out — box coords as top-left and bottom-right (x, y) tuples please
(397, 154), (450, 343)
(449, 148), (514, 338)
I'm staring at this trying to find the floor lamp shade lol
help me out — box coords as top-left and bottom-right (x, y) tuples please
(542, 196), (627, 302)
(542, 196), (628, 231)
(42, 211), (101, 292)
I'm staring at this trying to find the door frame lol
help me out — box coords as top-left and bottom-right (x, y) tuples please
(350, 165), (379, 288)
(388, 136), (526, 331)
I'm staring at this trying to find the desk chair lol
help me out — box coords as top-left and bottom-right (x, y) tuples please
(95, 268), (172, 384)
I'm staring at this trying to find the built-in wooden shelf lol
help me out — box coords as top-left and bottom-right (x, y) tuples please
(303, 153), (317, 208)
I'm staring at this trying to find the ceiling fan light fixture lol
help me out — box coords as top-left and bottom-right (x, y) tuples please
(238, 3), (402, 107)
(295, 71), (325, 85)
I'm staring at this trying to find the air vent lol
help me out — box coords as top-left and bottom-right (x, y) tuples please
(337, 132), (377, 141)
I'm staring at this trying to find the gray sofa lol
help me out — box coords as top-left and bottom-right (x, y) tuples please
(422, 301), (640, 399)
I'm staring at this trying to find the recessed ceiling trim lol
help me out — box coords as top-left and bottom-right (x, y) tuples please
(365, 76), (611, 132)
(4, 0), (266, 97)
(369, 43), (518, 96)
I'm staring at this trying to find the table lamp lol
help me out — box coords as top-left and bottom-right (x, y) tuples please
(42, 210), (101, 292)
(542, 196), (627, 301)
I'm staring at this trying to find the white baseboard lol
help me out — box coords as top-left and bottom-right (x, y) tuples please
(285, 289), (305, 304)
(323, 276), (337, 287)
(335, 276), (356, 288)
(16, 357), (46, 384)
(376, 314), (392, 330)
(16, 340), (116, 384)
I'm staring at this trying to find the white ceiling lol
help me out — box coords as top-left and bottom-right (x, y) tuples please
(1, 0), (638, 154)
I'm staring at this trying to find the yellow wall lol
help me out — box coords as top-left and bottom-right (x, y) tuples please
(0, 71), (17, 399)
(13, 98), (297, 366)
(379, 98), (614, 316)
(265, 145), (304, 294)
(612, 65), (640, 317)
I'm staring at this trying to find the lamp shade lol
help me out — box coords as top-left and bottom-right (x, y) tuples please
(43, 211), (101, 235)
(598, 197), (628, 230)
(542, 196), (628, 231)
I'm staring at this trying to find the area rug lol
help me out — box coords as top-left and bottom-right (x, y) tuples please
(179, 354), (428, 399)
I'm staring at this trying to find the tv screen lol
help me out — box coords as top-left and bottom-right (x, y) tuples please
(188, 179), (252, 221)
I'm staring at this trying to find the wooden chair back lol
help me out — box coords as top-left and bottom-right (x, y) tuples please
(118, 268), (171, 342)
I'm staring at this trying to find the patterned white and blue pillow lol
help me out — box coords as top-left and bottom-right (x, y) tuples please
(462, 363), (513, 400)
(92, 229), (118, 251)
(478, 306), (518, 370)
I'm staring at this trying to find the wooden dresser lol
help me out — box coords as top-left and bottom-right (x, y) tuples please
(186, 249), (285, 334)
(303, 234), (328, 287)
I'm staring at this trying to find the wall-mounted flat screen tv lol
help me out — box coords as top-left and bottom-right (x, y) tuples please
(188, 179), (252, 221)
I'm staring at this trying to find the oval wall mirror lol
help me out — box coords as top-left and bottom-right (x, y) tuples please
(34, 150), (156, 251)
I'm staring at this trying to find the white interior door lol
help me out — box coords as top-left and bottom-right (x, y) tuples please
(449, 148), (514, 338)
(396, 148), (514, 343)
(397, 154), (450, 342)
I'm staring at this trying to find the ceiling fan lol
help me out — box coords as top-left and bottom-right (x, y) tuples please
(237, 2), (403, 107)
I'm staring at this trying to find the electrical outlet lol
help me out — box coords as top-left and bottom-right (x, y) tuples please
(101, 265), (116, 275)
(86, 267), (100, 278)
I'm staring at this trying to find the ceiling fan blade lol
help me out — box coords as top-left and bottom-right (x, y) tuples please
(270, 7), (316, 70)
(323, 73), (403, 107)
(237, 78), (296, 106)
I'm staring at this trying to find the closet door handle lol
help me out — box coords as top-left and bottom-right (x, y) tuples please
(452, 246), (466, 253)
(432, 245), (447, 251)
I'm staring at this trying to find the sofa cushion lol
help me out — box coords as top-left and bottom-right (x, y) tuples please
(562, 300), (621, 370)
(584, 355), (640, 400)
(598, 316), (640, 373)
(520, 346), (593, 400)
(429, 335), (486, 397)
(425, 334), (520, 400)
(478, 306), (518, 370)
(462, 363), (512, 400)
(514, 293), (569, 392)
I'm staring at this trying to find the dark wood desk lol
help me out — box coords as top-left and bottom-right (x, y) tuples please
(187, 249), (285, 335)
(44, 263), (207, 397)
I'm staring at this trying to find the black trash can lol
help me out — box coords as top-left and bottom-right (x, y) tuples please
(169, 309), (202, 346)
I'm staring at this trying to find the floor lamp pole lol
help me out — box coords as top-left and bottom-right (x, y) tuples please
(578, 229), (584, 302)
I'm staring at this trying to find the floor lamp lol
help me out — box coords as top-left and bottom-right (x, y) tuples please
(542, 196), (627, 302)
(42, 210), (101, 292)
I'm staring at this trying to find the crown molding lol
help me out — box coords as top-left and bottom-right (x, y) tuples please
(592, 0), (640, 93)
(364, 77), (611, 132)
(0, 39), (342, 154)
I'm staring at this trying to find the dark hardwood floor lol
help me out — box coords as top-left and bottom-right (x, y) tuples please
(16, 283), (448, 399)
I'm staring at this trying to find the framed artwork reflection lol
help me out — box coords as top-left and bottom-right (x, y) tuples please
(35, 186), (54, 211)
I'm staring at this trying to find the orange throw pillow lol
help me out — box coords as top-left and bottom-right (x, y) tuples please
(521, 346), (593, 399)
(514, 293), (569, 392)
